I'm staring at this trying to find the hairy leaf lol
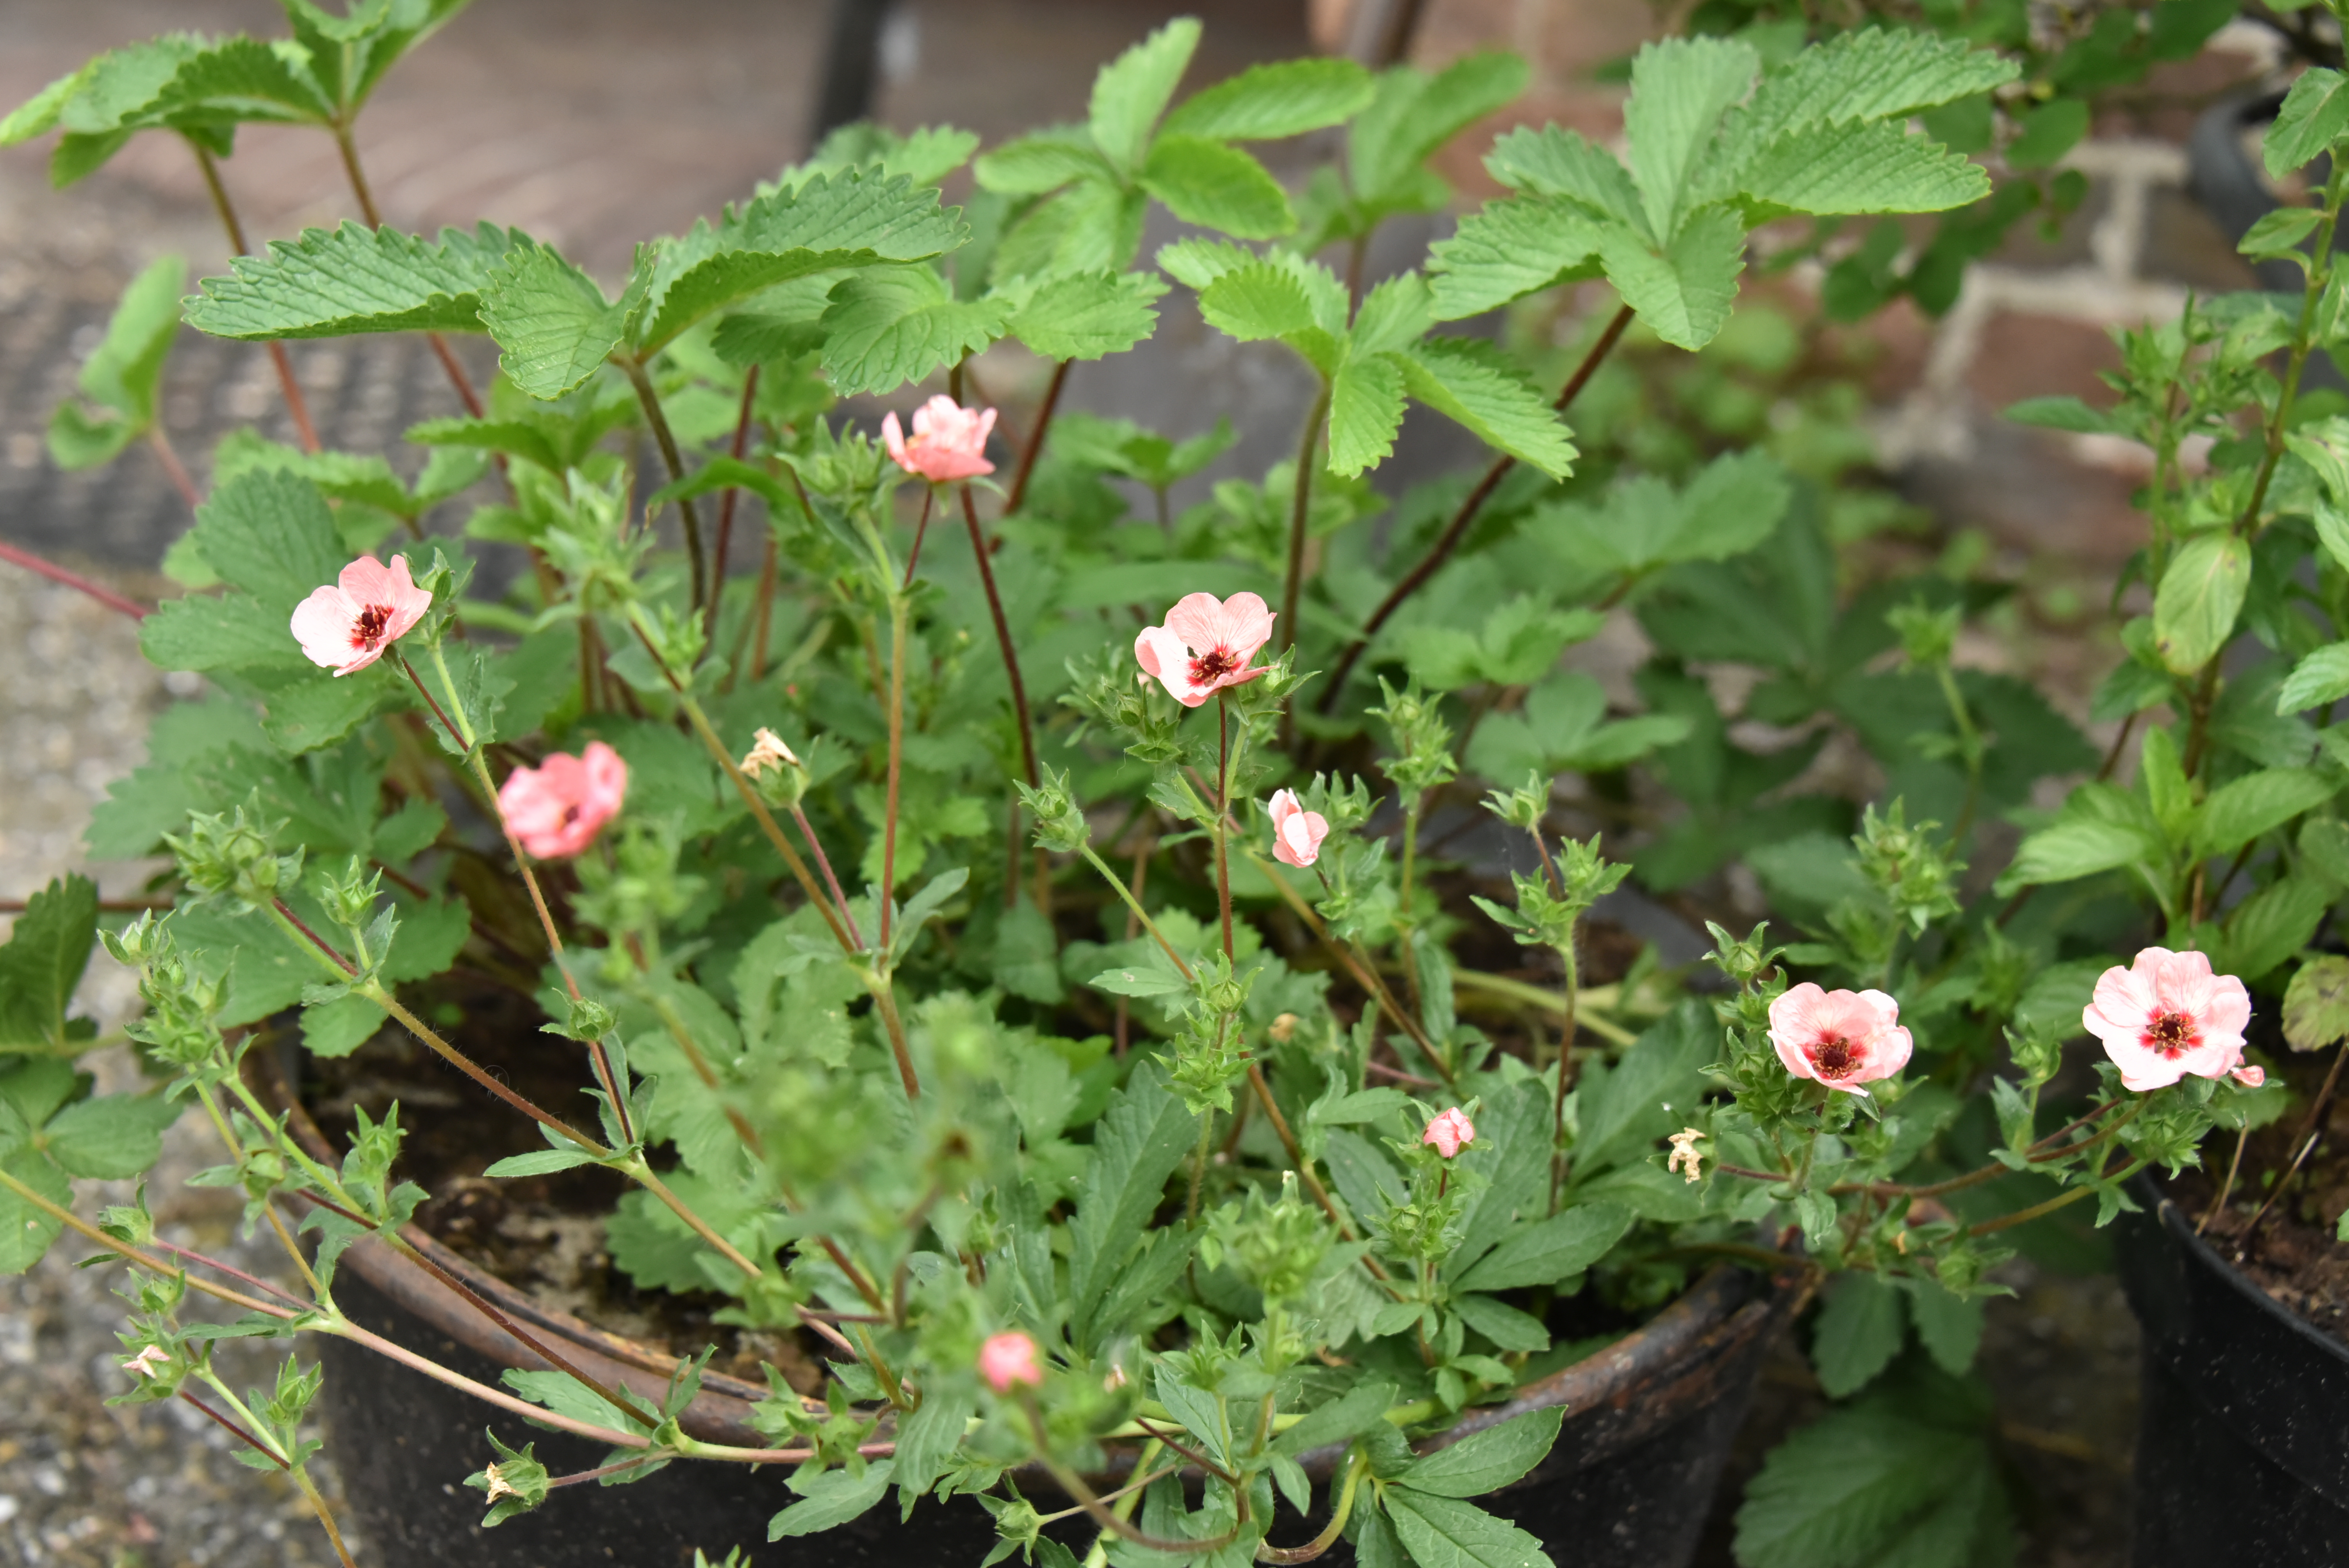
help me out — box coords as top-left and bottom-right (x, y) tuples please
(1003, 269), (1167, 361)
(1328, 354), (1408, 478)
(1427, 197), (1606, 320)
(185, 221), (518, 340)
(1160, 58), (1374, 142)
(479, 239), (631, 399)
(1596, 203), (1744, 351)
(1139, 135), (1293, 238)
(0, 876), (99, 1051)
(1623, 37), (1759, 240)
(819, 267), (1007, 396)
(1397, 338), (1577, 479)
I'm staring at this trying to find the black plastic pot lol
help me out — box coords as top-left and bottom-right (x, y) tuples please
(2114, 1173), (2349, 1566)
(265, 1059), (1802, 1567)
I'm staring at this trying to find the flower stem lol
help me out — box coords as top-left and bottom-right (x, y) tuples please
(1260, 1451), (1369, 1563)
(1215, 698), (1235, 961)
(707, 363), (761, 646)
(958, 482), (1039, 790)
(880, 592), (908, 956)
(622, 356), (709, 615)
(1278, 382), (1330, 659)
(147, 427), (202, 510)
(1004, 358), (1069, 516)
(903, 485), (935, 589)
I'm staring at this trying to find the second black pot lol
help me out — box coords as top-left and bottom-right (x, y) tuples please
(2114, 1173), (2349, 1566)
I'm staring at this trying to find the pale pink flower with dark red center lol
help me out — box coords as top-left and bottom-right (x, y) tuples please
(1134, 592), (1276, 707)
(2082, 946), (2260, 1092)
(1768, 983), (1912, 1097)
(1267, 789), (1329, 868)
(1422, 1107), (1476, 1158)
(978, 1331), (1043, 1393)
(289, 555), (433, 676)
(497, 741), (628, 859)
(882, 396), (997, 483)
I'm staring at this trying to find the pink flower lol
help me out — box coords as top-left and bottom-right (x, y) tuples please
(2082, 946), (2260, 1092)
(978, 1331), (1043, 1393)
(1268, 789), (1329, 868)
(1422, 1107), (1476, 1158)
(497, 741), (627, 859)
(289, 555), (433, 676)
(1768, 983), (1912, 1097)
(121, 1345), (171, 1380)
(1134, 592), (1276, 707)
(882, 396), (997, 483)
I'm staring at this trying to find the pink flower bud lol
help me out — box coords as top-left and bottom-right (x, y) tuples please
(1267, 789), (1330, 868)
(979, 1330), (1043, 1393)
(289, 555), (433, 676)
(1134, 592), (1276, 708)
(882, 396), (997, 483)
(1422, 1107), (1475, 1158)
(2082, 947), (2259, 1092)
(1767, 984), (1912, 1098)
(497, 741), (628, 859)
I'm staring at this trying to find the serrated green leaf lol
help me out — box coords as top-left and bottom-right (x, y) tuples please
(1397, 338), (1577, 479)
(1139, 135), (1293, 238)
(69, 253), (184, 427)
(1454, 1203), (1631, 1292)
(1624, 37), (1759, 240)
(1198, 262), (1319, 342)
(1735, 1385), (2009, 1568)
(1068, 1068), (1193, 1340)
(189, 469), (347, 613)
(1401, 1408), (1563, 1498)
(1160, 57), (1374, 142)
(185, 220), (516, 340)
(141, 592), (310, 674)
(2194, 768), (2336, 858)
(1385, 1489), (1554, 1568)
(1903, 1281), (1985, 1378)
(1427, 197), (1606, 320)
(0, 876), (99, 1051)
(1736, 120), (1990, 216)
(2267, 68), (2349, 180)
(2278, 642), (2349, 714)
(1812, 1272), (1905, 1397)
(158, 36), (334, 128)
(44, 1094), (182, 1179)
(1483, 126), (1645, 228)
(1351, 53), (1529, 206)
(1088, 17), (1201, 172)
(819, 266), (1007, 396)
(1349, 271), (1432, 356)
(479, 239), (629, 399)
(1154, 237), (1262, 291)
(973, 129), (1114, 194)
(1597, 204), (1744, 351)
(1328, 354), (1406, 478)
(301, 992), (384, 1058)
(261, 669), (398, 754)
(1002, 270), (1166, 361)
(405, 415), (565, 474)
(2152, 532), (2250, 674)
(2222, 875), (2331, 982)
(0, 1150), (71, 1274)
(2283, 954), (2349, 1051)
(1, 68), (87, 146)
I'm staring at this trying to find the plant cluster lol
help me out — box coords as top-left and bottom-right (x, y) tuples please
(0, 4), (2341, 1567)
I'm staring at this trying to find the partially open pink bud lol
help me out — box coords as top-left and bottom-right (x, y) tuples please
(1768, 983), (1912, 1097)
(882, 396), (997, 483)
(1423, 1107), (1476, 1158)
(121, 1344), (171, 1380)
(497, 741), (627, 859)
(1267, 788), (1330, 868)
(979, 1330), (1043, 1393)
(740, 727), (800, 777)
(2083, 946), (2258, 1092)
(289, 555), (433, 676)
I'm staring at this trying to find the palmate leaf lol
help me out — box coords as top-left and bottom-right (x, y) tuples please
(1427, 198), (1606, 321)
(631, 170), (968, 353)
(1160, 57), (1374, 142)
(185, 221), (519, 340)
(819, 267), (1008, 395)
(1624, 36), (1759, 240)
(1483, 125), (1648, 230)
(1001, 270), (1167, 361)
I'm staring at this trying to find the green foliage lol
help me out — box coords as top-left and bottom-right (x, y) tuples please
(185, 221), (522, 340)
(48, 254), (185, 469)
(0, 877), (101, 1052)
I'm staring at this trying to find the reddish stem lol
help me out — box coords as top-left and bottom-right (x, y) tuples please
(707, 364), (761, 647)
(147, 428), (202, 510)
(957, 484), (1039, 789)
(0, 542), (150, 619)
(1003, 358), (1070, 517)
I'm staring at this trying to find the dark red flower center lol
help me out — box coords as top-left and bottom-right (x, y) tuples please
(351, 603), (393, 651)
(1188, 646), (1242, 686)
(560, 804), (581, 826)
(2142, 1010), (2198, 1058)
(1809, 1035), (1861, 1079)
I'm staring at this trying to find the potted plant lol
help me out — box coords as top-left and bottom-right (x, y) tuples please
(0, 5), (2305, 1567)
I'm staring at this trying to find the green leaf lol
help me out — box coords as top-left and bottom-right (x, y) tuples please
(1002, 270), (1167, 361)
(1351, 53), (1529, 207)
(62, 252), (184, 429)
(1328, 355), (1407, 478)
(189, 469), (348, 614)
(45, 403), (141, 471)
(2284, 954), (2349, 1051)
(819, 267), (1007, 396)
(1624, 37), (1759, 240)
(1198, 262), (1320, 343)
(1597, 205), (1744, 351)
(301, 993), (385, 1058)
(1088, 17), (1201, 172)
(2222, 875), (2330, 983)
(1452, 1293), (1551, 1353)
(1, 68), (86, 146)
(1999, 799), (2162, 892)
(1736, 120), (1989, 216)
(478, 239), (629, 400)
(0, 876), (99, 1051)
(483, 1147), (602, 1178)
(1161, 58), (1374, 142)
(185, 220), (517, 340)
(261, 670), (397, 755)
(2152, 532), (2250, 675)
(1811, 1272), (1905, 1397)
(2278, 643), (2349, 714)
(2007, 97), (2089, 171)
(1569, 1002), (1711, 1174)
(0, 1150), (71, 1275)
(1535, 452), (1789, 577)
(44, 1094), (181, 1179)
(1139, 135), (1293, 238)
(2005, 396), (2122, 435)
(2194, 768), (2335, 858)
(1385, 1489), (1554, 1568)
(1427, 198), (1605, 321)
(140, 591), (308, 675)
(405, 415), (565, 475)
(633, 171), (967, 353)
(1483, 126), (1645, 228)
(1397, 338), (1577, 479)
(1454, 1203), (1631, 1292)
(993, 899), (1064, 1004)
(1903, 1281), (1985, 1378)
(973, 130), (1115, 194)
(1399, 1408), (1563, 1498)
(157, 36), (334, 128)
(1068, 1068), (1194, 1337)
(2266, 68), (2349, 180)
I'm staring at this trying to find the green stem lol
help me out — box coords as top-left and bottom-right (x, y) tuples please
(622, 355), (709, 615)
(1547, 941), (1580, 1216)
(1968, 1159), (2149, 1237)
(881, 591), (909, 964)
(1185, 1109), (1215, 1226)
(1080, 843), (1196, 981)
(1932, 659), (1984, 847)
